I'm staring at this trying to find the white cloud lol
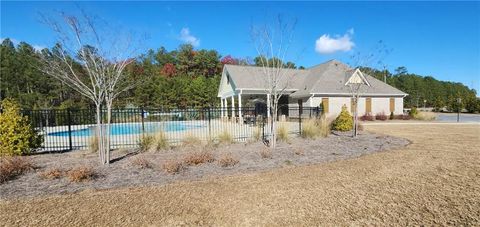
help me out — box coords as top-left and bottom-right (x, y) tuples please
(315, 29), (355, 54)
(178, 28), (200, 47)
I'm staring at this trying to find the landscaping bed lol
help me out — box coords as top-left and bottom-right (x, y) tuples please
(0, 131), (409, 200)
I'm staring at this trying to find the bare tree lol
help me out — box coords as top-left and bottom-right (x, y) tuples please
(348, 40), (392, 137)
(251, 16), (297, 150)
(39, 11), (139, 164)
(345, 70), (370, 137)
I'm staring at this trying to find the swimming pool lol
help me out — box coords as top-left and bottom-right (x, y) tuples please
(48, 122), (205, 137)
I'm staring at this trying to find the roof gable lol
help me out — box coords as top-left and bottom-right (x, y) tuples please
(345, 68), (371, 86)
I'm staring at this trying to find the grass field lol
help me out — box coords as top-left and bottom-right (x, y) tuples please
(1, 124), (479, 226)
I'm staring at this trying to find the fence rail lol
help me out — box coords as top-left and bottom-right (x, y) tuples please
(21, 106), (322, 152)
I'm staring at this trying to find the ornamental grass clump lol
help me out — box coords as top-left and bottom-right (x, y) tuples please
(154, 130), (169, 151)
(218, 129), (233, 144)
(182, 134), (202, 147)
(301, 119), (318, 139)
(0, 98), (42, 156)
(332, 105), (353, 131)
(138, 134), (155, 152)
(301, 114), (330, 139)
(276, 122), (289, 143)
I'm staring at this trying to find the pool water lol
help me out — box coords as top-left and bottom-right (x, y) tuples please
(48, 122), (204, 137)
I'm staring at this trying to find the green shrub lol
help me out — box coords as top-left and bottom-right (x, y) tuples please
(414, 111), (437, 121)
(0, 99), (42, 156)
(332, 105), (353, 131)
(409, 107), (418, 118)
(390, 112), (395, 120)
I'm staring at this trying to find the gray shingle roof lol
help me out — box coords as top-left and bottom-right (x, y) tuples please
(224, 64), (309, 90)
(223, 60), (407, 97)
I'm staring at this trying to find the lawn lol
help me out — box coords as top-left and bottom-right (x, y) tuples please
(1, 124), (479, 226)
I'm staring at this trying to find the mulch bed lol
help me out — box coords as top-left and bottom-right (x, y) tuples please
(0, 130), (409, 200)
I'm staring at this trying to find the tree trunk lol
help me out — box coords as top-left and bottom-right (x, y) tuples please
(270, 97), (278, 151)
(353, 95), (359, 137)
(95, 103), (105, 164)
(105, 101), (112, 164)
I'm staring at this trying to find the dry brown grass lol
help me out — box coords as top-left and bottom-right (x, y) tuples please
(131, 157), (152, 169)
(260, 147), (272, 159)
(0, 156), (34, 183)
(217, 153), (239, 167)
(183, 151), (215, 166)
(1, 124), (479, 226)
(38, 168), (63, 180)
(293, 148), (304, 156)
(162, 159), (185, 174)
(66, 166), (96, 183)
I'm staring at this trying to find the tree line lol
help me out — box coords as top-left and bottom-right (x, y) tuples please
(361, 67), (479, 112)
(1, 38), (479, 112)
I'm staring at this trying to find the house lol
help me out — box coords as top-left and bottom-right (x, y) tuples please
(217, 60), (407, 119)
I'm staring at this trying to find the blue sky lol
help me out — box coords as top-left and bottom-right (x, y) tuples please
(1, 1), (479, 92)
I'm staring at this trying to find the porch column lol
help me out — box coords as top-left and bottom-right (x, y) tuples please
(267, 94), (271, 119)
(238, 93), (242, 123)
(231, 95), (235, 119)
(220, 98), (224, 117)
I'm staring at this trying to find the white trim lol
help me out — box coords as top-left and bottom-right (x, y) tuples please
(345, 68), (371, 87)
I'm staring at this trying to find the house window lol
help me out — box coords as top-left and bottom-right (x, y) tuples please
(390, 98), (395, 113)
(227, 75), (230, 84)
(366, 97), (372, 113)
(322, 98), (329, 113)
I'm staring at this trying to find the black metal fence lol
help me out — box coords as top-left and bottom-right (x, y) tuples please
(21, 106), (321, 152)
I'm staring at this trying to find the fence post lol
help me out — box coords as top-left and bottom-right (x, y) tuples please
(141, 107), (145, 135)
(207, 107), (212, 141)
(299, 107), (303, 136)
(67, 108), (73, 151)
